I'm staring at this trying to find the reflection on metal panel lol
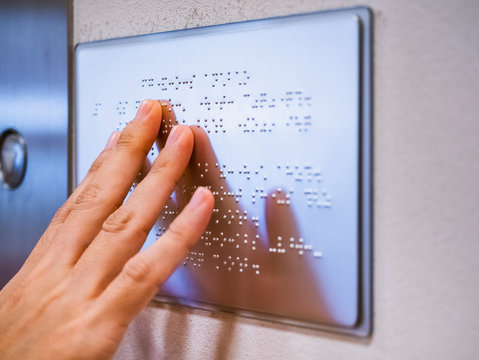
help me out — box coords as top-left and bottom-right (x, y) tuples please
(75, 8), (372, 336)
(0, 0), (69, 287)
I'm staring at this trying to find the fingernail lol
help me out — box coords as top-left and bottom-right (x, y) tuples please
(189, 187), (209, 208)
(165, 125), (182, 147)
(136, 100), (154, 120)
(105, 131), (120, 149)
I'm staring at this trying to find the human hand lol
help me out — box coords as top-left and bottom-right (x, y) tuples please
(0, 100), (214, 359)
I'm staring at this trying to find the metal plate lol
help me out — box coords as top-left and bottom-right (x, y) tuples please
(74, 6), (372, 336)
(0, 0), (69, 288)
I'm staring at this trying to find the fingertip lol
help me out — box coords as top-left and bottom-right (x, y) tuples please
(127, 100), (163, 142)
(137, 99), (162, 120)
(189, 186), (215, 213)
(178, 124), (194, 144)
(136, 99), (152, 116)
(149, 99), (163, 120)
(164, 125), (194, 156)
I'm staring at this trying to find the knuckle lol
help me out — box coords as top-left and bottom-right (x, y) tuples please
(116, 130), (135, 148)
(166, 220), (194, 249)
(50, 206), (69, 226)
(116, 129), (148, 158)
(150, 155), (172, 174)
(74, 183), (104, 209)
(88, 154), (104, 174)
(166, 221), (185, 241)
(102, 207), (134, 235)
(123, 256), (151, 284)
(85, 148), (111, 177)
(149, 157), (178, 188)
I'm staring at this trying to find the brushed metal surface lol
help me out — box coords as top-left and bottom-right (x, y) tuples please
(0, 129), (28, 189)
(0, 0), (69, 287)
(74, 7), (372, 336)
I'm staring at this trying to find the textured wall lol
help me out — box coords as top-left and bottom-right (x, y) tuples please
(74, 0), (479, 358)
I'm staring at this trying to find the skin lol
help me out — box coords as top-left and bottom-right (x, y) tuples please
(0, 100), (214, 359)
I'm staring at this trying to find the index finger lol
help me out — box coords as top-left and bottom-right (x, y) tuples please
(56, 100), (164, 265)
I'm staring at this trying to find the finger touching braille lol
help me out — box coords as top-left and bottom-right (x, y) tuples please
(56, 100), (164, 265)
(95, 187), (214, 325)
(73, 125), (195, 294)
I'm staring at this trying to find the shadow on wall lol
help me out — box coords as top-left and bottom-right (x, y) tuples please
(118, 303), (237, 360)
(116, 300), (371, 360)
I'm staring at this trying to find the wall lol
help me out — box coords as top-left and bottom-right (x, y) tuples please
(73, 0), (479, 358)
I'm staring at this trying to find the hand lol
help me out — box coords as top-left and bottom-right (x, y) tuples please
(0, 100), (214, 359)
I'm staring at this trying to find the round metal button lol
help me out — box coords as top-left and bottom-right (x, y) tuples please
(0, 129), (27, 189)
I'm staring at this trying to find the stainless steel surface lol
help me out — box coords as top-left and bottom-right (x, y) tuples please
(0, 129), (28, 189)
(74, 7), (372, 336)
(0, 0), (69, 287)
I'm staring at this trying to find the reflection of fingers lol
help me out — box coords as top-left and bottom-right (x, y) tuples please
(175, 125), (222, 207)
(265, 189), (300, 257)
(54, 100), (163, 265)
(264, 190), (333, 322)
(189, 125), (217, 167)
(95, 187), (214, 328)
(74, 126), (194, 295)
(158, 100), (179, 148)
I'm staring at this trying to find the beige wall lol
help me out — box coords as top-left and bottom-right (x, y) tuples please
(74, 1), (479, 358)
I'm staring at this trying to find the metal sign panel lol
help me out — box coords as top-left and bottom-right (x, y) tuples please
(74, 7), (372, 336)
